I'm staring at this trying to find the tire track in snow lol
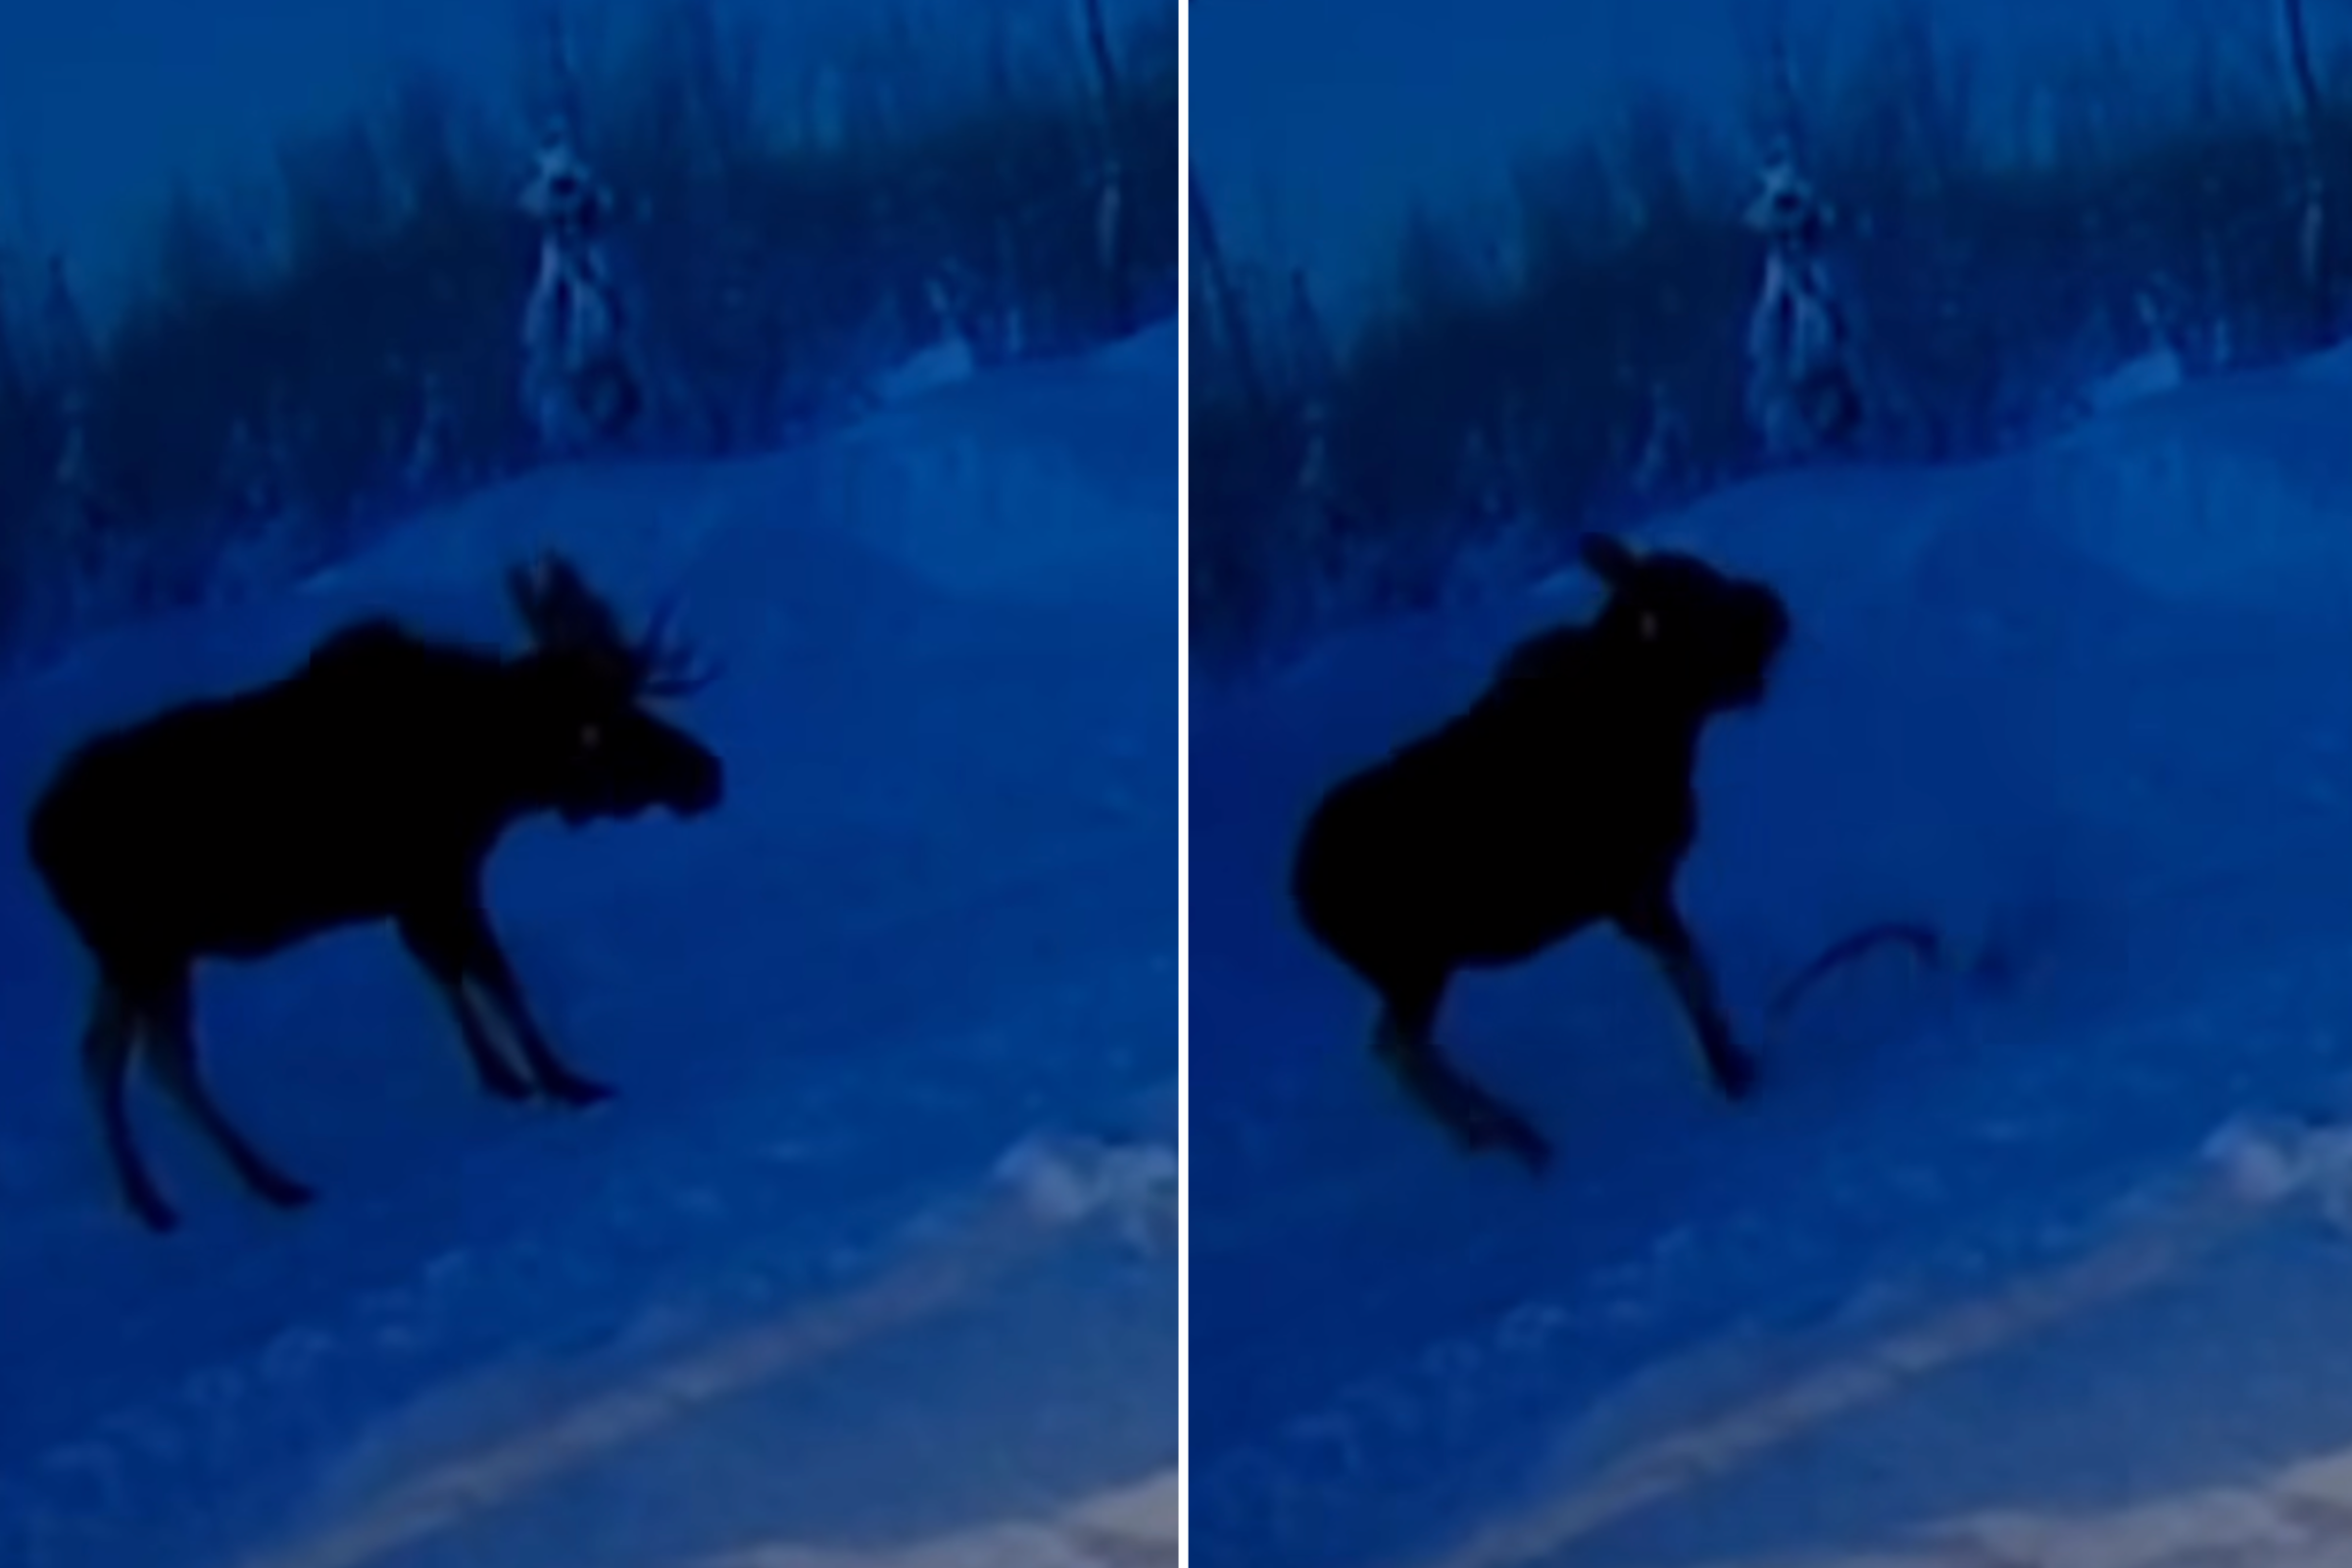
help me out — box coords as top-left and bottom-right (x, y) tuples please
(1399, 1106), (2352, 1568)
(233, 1199), (1058, 1568)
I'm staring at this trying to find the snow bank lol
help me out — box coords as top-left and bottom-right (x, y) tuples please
(1189, 344), (2352, 1567)
(0, 322), (1174, 1568)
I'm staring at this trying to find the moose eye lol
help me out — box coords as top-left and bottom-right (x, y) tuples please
(579, 722), (604, 752)
(1638, 611), (1661, 643)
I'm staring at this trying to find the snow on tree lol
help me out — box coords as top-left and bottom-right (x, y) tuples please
(1080, 0), (1137, 335)
(208, 404), (309, 604)
(872, 272), (979, 407)
(1456, 426), (1507, 530)
(3, 255), (130, 662)
(39, 257), (94, 401)
(50, 390), (92, 502)
(1277, 270), (1337, 406)
(1094, 143), (1130, 332)
(219, 418), (269, 519)
(1631, 382), (1693, 503)
(37, 256), (131, 595)
(39, 256), (98, 501)
(2281, 0), (2332, 343)
(993, 220), (1030, 364)
(1741, 147), (1863, 461)
(1295, 397), (1332, 512)
(402, 368), (457, 495)
(204, 385), (328, 605)
(517, 121), (643, 456)
(218, 399), (301, 525)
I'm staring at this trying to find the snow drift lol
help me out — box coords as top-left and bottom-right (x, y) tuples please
(0, 322), (1175, 1568)
(1190, 349), (2352, 1567)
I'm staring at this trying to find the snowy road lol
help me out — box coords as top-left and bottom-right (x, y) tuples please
(1479, 1157), (2352, 1568)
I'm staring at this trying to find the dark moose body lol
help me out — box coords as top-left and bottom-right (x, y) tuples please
(1291, 533), (1791, 1170)
(26, 555), (724, 1232)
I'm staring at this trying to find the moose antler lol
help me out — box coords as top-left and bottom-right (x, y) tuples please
(507, 554), (624, 654)
(506, 552), (721, 698)
(630, 589), (723, 697)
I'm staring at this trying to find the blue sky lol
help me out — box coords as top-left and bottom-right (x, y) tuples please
(2, 0), (509, 294)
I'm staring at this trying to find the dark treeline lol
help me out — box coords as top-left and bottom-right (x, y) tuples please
(1190, 2), (2341, 671)
(0, 0), (1178, 666)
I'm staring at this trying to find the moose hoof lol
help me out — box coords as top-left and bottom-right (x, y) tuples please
(1449, 1104), (1553, 1174)
(133, 1201), (180, 1235)
(261, 1179), (318, 1210)
(1489, 1118), (1553, 1175)
(1709, 1049), (1759, 1102)
(481, 1072), (533, 1103)
(544, 1076), (614, 1108)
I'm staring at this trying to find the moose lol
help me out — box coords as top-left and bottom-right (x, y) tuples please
(1289, 532), (1794, 1172)
(25, 553), (725, 1232)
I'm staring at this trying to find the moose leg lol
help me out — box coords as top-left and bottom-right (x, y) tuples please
(1373, 972), (1551, 1173)
(397, 913), (533, 1102)
(80, 979), (174, 1232)
(446, 903), (612, 1106)
(142, 979), (315, 1211)
(1615, 891), (1756, 1101)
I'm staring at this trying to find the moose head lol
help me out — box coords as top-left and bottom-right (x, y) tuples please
(1579, 533), (1791, 712)
(503, 552), (726, 826)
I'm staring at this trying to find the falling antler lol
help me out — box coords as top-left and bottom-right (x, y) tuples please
(1764, 920), (1945, 1030)
(506, 551), (722, 697)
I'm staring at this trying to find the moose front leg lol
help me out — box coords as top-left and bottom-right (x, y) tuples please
(448, 901), (614, 1107)
(1615, 890), (1756, 1102)
(399, 911), (533, 1102)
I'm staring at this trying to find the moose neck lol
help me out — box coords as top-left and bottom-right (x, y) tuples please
(1592, 644), (1717, 745)
(469, 661), (594, 844)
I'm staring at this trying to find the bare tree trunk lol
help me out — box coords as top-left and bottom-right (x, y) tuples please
(0, 254), (42, 618)
(1080, 0), (1135, 335)
(1079, 0), (1125, 116)
(1189, 169), (1266, 416)
(1283, 269), (1336, 399)
(2283, 0), (2333, 343)
(1733, 0), (1809, 165)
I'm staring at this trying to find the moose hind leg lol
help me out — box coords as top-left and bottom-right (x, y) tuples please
(81, 980), (174, 1232)
(1372, 973), (1551, 1173)
(142, 981), (315, 1211)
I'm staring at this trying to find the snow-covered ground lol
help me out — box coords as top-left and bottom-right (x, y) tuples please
(0, 322), (1177, 1568)
(1189, 350), (2352, 1568)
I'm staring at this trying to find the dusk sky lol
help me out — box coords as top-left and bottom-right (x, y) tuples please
(0, 0), (2320, 320)
(0, 0), (1121, 311)
(1192, 0), (2294, 317)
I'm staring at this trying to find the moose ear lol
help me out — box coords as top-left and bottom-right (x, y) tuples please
(504, 558), (551, 639)
(503, 561), (538, 622)
(505, 552), (612, 649)
(1579, 532), (1639, 586)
